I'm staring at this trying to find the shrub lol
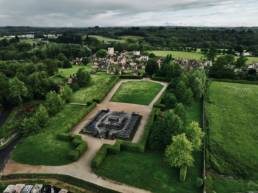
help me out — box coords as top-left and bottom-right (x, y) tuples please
(69, 150), (80, 161)
(56, 133), (72, 141)
(91, 145), (109, 169)
(196, 177), (204, 187)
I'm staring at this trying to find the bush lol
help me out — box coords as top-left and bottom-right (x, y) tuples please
(91, 144), (109, 169)
(180, 166), (188, 182)
(196, 177), (204, 188)
(56, 133), (72, 141)
(69, 150), (80, 161)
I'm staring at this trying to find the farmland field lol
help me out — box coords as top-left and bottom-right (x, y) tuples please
(149, 50), (258, 64)
(206, 81), (258, 192)
(111, 81), (163, 105)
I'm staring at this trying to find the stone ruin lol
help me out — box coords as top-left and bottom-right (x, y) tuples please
(81, 109), (142, 140)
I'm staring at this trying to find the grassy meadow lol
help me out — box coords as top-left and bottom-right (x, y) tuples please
(206, 81), (258, 192)
(111, 81), (163, 105)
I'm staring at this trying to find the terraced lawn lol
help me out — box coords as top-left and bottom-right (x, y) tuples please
(206, 81), (258, 192)
(111, 81), (163, 105)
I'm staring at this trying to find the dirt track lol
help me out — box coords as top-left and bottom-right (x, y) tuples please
(3, 79), (167, 193)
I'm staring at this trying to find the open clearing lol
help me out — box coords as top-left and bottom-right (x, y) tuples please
(95, 101), (202, 193)
(206, 81), (258, 192)
(111, 81), (163, 105)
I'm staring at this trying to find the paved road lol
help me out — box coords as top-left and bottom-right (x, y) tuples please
(3, 79), (168, 193)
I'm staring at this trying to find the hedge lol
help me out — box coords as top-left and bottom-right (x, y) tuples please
(57, 134), (88, 161)
(91, 108), (158, 169)
(119, 75), (143, 79)
(151, 75), (170, 82)
(1, 174), (121, 193)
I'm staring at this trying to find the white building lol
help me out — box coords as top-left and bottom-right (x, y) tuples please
(108, 47), (115, 56)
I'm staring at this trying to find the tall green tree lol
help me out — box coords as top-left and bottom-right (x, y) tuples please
(8, 77), (28, 105)
(34, 104), (49, 127)
(165, 133), (194, 181)
(186, 121), (204, 151)
(76, 68), (91, 87)
(45, 91), (64, 115)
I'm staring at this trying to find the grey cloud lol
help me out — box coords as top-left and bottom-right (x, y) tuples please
(0, 0), (257, 26)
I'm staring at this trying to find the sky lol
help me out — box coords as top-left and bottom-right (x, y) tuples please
(0, 0), (257, 27)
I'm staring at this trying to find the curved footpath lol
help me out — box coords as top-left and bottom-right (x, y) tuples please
(3, 79), (168, 193)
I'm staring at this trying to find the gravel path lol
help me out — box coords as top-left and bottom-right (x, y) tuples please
(3, 79), (168, 193)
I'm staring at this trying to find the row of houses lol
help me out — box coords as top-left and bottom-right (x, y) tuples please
(3, 184), (70, 193)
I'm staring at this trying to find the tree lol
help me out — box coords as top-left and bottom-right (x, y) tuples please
(60, 85), (73, 102)
(44, 59), (58, 76)
(149, 110), (184, 151)
(22, 116), (40, 135)
(45, 91), (65, 115)
(8, 77), (28, 105)
(174, 103), (186, 123)
(145, 58), (158, 76)
(96, 49), (107, 58)
(186, 121), (205, 151)
(0, 72), (9, 106)
(205, 48), (217, 62)
(34, 104), (49, 127)
(161, 92), (177, 109)
(165, 133), (194, 181)
(76, 68), (91, 87)
(235, 56), (248, 69)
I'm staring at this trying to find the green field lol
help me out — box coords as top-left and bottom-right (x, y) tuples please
(71, 73), (117, 103)
(149, 50), (205, 61)
(149, 50), (258, 64)
(88, 35), (123, 43)
(95, 102), (202, 193)
(11, 104), (92, 165)
(111, 81), (163, 105)
(206, 81), (258, 192)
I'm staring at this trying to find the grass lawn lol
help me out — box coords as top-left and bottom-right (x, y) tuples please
(11, 104), (93, 165)
(88, 35), (124, 43)
(71, 73), (117, 103)
(111, 81), (163, 105)
(149, 50), (205, 61)
(95, 101), (202, 193)
(58, 65), (91, 78)
(206, 81), (258, 191)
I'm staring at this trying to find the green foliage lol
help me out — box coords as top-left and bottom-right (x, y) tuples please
(165, 133), (194, 169)
(8, 77), (28, 105)
(186, 121), (204, 151)
(161, 92), (177, 109)
(174, 103), (186, 123)
(34, 104), (49, 128)
(96, 49), (107, 58)
(60, 85), (73, 102)
(145, 58), (158, 76)
(76, 68), (91, 87)
(45, 91), (65, 115)
(196, 177), (204, 188)
(21, 116), (41, 135)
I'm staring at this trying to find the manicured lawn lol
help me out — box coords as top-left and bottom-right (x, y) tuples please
(95, 102), (202, 193)
(71, 73), (118, 103)
(206, 81), (258, 191)
(96, 152), (202, 193)
(111, 81), (163, 105)
(88, 35), (123, 43)
(12, 104), (93, 165)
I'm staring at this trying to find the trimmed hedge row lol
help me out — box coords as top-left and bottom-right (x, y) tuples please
(1, 174), (121, 193)
(119, 75), (143, 79)
(151, 75), (170, 82)
(91, 108), (157, 169)
(57, 134), (88, 161)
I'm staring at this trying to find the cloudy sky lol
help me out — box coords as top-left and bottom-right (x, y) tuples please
(0, 0), (257, 27)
